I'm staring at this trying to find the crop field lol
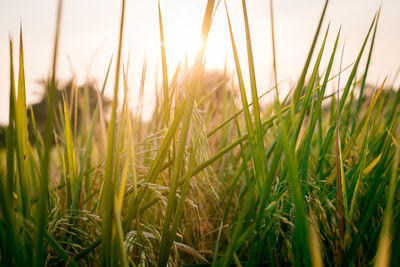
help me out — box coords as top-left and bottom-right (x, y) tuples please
(0, 0), (399, 266)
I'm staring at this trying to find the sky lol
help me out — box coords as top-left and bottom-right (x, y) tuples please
(0, 0), (399, 125)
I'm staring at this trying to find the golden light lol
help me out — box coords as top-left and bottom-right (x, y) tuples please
(163, 26), (203, 69)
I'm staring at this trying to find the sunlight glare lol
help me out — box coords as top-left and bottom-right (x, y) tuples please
(164, 27), (202, 68)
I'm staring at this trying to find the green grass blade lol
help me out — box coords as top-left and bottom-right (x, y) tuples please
(241, 0), (267, 181)
(350, 10), (380, 135)
(269, 0), (279, 104)
(293, 0), (329, 106)
(338, 14), (376, 113)
(63, 99), (77, 206)
(101, 0), (126, 264)
(158, 1), (216, 266)
(6, 39), (17, 200)
(29, 106), (43, 161)
(0, 170), (25, 265)
(298, 28), (340, 194)
(374, 129), (399, 266)
(44, 231), (79, 267)
(71, 57), (112, 210)
(278, 119), (313, 266)
(294, 24), (330, 144)
(15, 28), (30, 220)
(224, 0), (257, 175)
(158, 0), (170, 127)
(35, 1), (63, 265)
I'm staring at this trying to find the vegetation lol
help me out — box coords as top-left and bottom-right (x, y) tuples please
(1, 0), (399, 266)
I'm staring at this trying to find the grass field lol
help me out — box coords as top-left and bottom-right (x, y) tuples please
(1, 0), (399, 266)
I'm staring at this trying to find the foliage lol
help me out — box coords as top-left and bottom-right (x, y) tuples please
(0, 0), (399, 266)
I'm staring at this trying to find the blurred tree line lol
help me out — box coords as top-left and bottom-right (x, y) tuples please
(0, 79), (111, 147)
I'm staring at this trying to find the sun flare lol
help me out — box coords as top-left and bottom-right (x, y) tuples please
(164, 28), (203, 68)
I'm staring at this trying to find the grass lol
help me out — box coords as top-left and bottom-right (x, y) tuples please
(1, 0), (399, 266)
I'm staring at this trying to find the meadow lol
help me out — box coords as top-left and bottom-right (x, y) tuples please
(1, 0), (399, 266)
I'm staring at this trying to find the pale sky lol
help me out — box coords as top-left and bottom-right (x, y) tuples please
(1, 0), (399, 125)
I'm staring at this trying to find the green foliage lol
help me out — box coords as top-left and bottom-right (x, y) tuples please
(0, 0), (399, 266)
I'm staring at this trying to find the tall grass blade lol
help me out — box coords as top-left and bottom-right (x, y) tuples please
(293, 0), (329, 106)
(374, 123), (399, 266)
(158, 0), (170, 127)
(269, 0), (279, 104)
(71, 57), (112, 210)
(158, 1), (216, 265)
(15, 28), (30, 220)
(6, 39), (16, 201)
(35, 0), (63, 265)
(101, 0), (126, 265)
(350, 10), (380, 135)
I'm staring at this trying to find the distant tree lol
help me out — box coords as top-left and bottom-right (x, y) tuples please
(0, 128), (5, 147)
(27, 79), (112, 144)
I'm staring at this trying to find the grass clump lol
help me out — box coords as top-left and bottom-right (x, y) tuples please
(0, 0), (399, 266)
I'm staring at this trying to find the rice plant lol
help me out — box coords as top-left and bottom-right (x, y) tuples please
(0, 0), (399, 266)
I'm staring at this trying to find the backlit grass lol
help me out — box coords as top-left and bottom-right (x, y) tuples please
(0, 0), (399, 266)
